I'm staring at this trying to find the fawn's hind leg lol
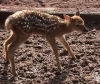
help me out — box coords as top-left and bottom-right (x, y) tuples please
(4, 31), (15, 62)
(46, 34), (61, 71)
(57, 36), (76, 59)
(7, 31), (30, 76)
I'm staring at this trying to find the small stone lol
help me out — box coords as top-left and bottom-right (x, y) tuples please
(69, 63), (77, 68)
(89, 64), (94, 70)
(34, 45), (43, 49)
(72, 78), (79, 83)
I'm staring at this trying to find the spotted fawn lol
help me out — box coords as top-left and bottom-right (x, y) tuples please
(4, 10), (88, 76)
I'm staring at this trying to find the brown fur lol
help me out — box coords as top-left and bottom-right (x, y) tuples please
(4, 10), (88, 76)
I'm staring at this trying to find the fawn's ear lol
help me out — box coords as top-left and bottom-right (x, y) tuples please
(63, 14), (71, 22)
(75, 8), (80, 16)
(75, 11), (80, 16)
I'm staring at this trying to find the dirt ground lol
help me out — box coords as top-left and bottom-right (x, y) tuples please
(0, 0), (100, 12)
(0, 0), (100, 84)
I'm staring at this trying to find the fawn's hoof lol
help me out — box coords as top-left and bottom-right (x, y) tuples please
(3, 57), (9, 64)
(71, 57), (76, 60)
(58, 66), (63, 72)
(4, 61), (9, 65)
(71, 55), (77, 60)
(13, 71), (18, 76)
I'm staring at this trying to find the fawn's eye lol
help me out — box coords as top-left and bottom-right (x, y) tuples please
(76, 25), (81, 27)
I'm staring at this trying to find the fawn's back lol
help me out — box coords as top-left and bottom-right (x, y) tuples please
(5, 10), (65, 35)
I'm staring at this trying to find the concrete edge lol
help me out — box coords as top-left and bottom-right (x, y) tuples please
(0, 10), (100, 24)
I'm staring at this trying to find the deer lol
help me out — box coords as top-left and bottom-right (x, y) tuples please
(4, 10), (88, 76)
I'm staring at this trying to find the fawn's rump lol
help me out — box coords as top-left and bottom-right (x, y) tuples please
(5, 16), (13, 30)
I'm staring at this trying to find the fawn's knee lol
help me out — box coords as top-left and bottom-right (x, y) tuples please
(7, 44), (15, 56)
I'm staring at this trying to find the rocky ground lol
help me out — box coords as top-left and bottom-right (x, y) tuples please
(0, 0), (100, 84)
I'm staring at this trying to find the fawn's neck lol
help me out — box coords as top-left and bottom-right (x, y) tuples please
(53, 20), (72, 37)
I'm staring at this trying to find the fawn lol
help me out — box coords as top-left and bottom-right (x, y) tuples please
(4, 10), (88, 76)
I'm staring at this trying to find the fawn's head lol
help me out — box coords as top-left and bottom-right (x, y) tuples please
(64, 11), (88, 32)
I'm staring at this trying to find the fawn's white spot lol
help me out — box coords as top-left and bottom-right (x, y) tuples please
(22, 16), (25, 19)
(24, 22), (27, 24)
(17, 21), (20, 23)
(21, 22), (23, 24)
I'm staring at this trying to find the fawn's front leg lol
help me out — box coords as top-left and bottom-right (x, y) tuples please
(57, 36), (76, 59)
(46, 34), (61, 71)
